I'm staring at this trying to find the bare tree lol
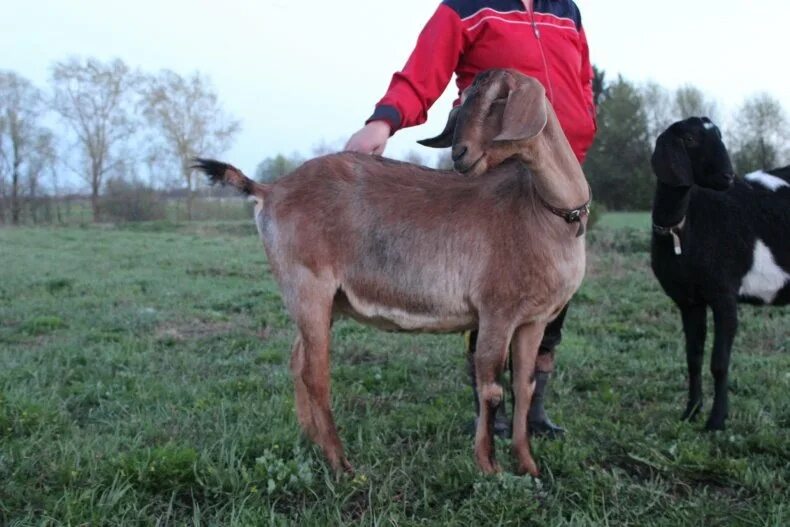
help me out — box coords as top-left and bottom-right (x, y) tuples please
(730, 93), (789, 173)
(25, 130), (57, 223)
(50, 57), (138, 222)
(592, 65), (607, 107)
(402, 150), (426, 166)
(674, 85), (718, 121)
(641, 81), (675, 142)
(0, 108), (7, 223)
(311, 139), (342, 157)
(435, 149), (453, 170)
(140, 70), (240, 220)
(0, 71), (46, 224)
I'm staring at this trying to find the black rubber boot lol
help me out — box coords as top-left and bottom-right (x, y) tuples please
(468, 375), (512, 438)
(527, 370), (565, 439)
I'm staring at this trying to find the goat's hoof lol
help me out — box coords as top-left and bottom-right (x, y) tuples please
(516, 460), (540, 478)
(484, 461), (503, 475)
(681, 402), (702, 422)
(528, 419), (565, 439)
(477, 458), (502, 476)
(330, 456), (354, 476)
(341, 458), (355, 474)
(703, 418), (726, 432)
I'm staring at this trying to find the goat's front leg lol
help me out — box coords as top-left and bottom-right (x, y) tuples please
(706, 299), (737, 431)
(680, 304), (707, 421)
(473, 320), (512, 474)
(511, 322), (546, 477)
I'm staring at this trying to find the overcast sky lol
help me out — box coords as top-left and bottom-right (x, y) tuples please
(2, 0), (789, 172)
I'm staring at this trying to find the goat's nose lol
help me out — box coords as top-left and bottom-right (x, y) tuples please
(452, 144), (468, 162)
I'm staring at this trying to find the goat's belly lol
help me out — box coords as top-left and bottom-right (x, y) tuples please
(334, 287), (476, 333)
(737, 239), (790, 305)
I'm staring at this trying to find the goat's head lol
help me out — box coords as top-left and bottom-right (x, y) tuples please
(651, 117), (735, 190)
(418, 69), (548, 177)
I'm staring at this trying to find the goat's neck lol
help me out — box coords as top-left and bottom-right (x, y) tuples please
(522, 111), (589, 208)
(652, 182), (691, 227)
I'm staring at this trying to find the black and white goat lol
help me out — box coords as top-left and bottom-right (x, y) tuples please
(650, 117), (790, 431)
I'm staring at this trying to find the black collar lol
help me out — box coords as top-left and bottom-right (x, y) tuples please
(652, 217), (686, 255)
(537, 183), (592, 237)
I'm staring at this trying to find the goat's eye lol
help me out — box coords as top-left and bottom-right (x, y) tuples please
(683, 133), (697, 147)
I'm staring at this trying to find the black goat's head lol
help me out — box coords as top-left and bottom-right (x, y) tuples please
(418, 69), (548, 177)
(651, 117), (735, 190)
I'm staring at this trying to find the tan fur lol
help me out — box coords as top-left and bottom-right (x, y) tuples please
(198, 70), (588, 476)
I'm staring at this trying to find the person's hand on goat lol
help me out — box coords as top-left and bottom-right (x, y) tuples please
(345, 121), (391, 155)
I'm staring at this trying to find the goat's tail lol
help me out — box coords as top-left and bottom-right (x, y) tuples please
(191, 158), (269, 200)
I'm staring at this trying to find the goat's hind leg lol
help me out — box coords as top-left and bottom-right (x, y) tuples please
(287, 281), (352, 473)
(290, 335), (318, 439)
(472, 320), (512, 474)
(511, 322), (545, 477)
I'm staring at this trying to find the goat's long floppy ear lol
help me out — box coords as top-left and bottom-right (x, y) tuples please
(651, 131), (693, 187)
(417, 107), (459, 148)
(493, 80), (548, 142)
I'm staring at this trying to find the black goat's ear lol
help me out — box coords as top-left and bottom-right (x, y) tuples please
(651, 131), (693, 187)
(417, 107), (459, 148)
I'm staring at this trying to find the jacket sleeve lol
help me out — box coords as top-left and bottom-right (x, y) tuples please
(578, 25), (595, 132)
(366, 4), (465, 133)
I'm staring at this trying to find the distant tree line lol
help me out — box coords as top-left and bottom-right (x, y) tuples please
(0, 57), (239, 224)
(2, 60), (789, 225)
(584, 68), (789, 209)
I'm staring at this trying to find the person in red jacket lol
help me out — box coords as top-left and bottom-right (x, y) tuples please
(346, 0), (596, 438)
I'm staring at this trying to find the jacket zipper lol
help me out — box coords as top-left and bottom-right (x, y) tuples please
(522, 0), (555, 102)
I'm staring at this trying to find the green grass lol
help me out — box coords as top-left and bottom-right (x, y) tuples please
(599, 211), (652, 230)
(0, 222), (787, 525)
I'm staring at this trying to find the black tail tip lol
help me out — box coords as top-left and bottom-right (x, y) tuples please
(191, 157), (230, 185)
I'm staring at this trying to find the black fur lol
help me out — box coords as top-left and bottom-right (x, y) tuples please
(767, 165), (790, 183)
(191, 157), (256, 196)
(191, 158), (230, 186)
(650, 117), (790, 431)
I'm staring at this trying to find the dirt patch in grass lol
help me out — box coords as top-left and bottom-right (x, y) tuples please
(155, 320), (238, 343)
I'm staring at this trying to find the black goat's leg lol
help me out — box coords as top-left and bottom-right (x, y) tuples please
(680, 304), (707, 421)
(706, 300), (737, 431)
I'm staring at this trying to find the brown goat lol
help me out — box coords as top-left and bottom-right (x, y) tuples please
(193, 70), (590, 476)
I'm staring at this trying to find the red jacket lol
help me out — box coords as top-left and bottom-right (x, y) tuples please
(367, 0), (596, 162)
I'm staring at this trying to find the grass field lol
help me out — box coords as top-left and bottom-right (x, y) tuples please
(597, 211), (651, 230)
(0, 221), (787, 525)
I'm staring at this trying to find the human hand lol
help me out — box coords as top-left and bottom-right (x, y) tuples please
(344, 121), (392, 155)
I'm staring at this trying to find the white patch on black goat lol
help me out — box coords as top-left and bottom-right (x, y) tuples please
(738, 239), (790, 304)
(745, 170), (790, 191)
